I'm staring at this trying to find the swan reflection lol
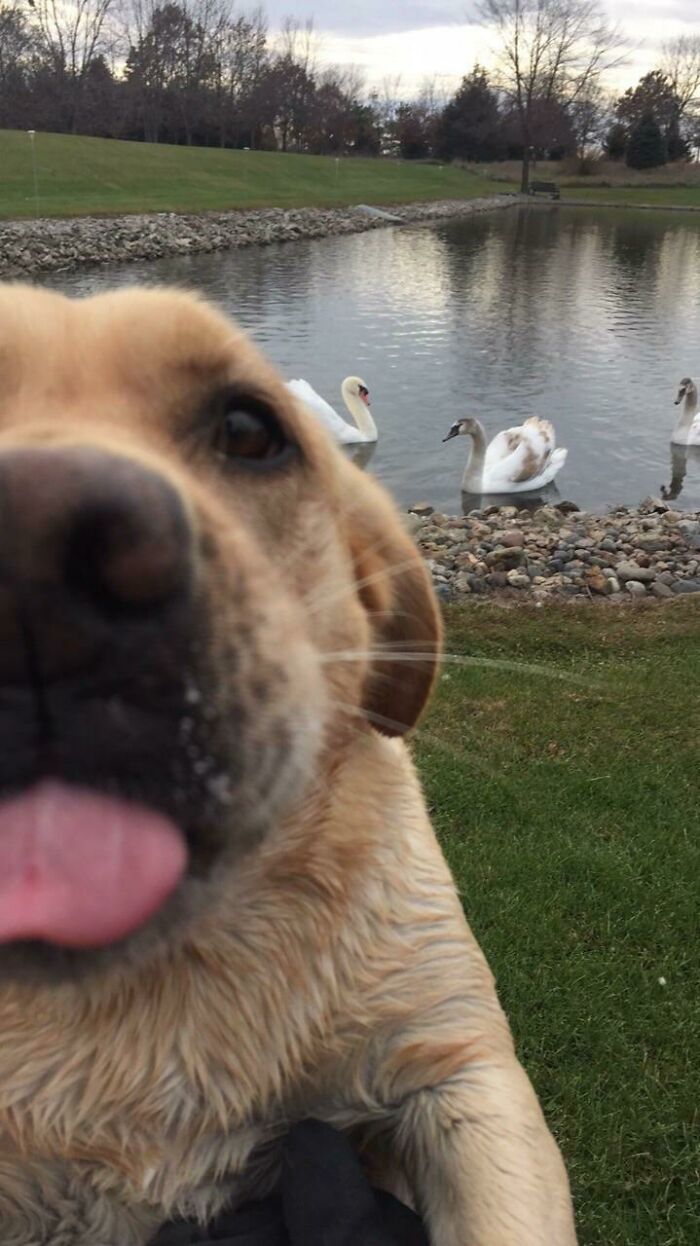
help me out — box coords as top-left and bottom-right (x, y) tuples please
(661, 442), (700, 502)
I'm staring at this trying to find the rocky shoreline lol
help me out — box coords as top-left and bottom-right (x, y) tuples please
(0, 195), (514, 279)
(406, 499), (700, 603)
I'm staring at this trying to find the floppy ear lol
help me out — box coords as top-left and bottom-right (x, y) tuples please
(341, 468), (442, 737)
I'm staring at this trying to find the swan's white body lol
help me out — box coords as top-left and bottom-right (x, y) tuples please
(443, 416), (567, 494)
(285, 377), (378, 444)
(672, 378), (700, 446)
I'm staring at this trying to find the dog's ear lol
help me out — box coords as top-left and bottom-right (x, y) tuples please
(340, 468), (442, 737)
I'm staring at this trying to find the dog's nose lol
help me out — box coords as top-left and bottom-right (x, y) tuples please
(0, 446), (193, 683)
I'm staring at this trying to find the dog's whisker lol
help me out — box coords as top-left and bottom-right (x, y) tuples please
(322, 650), (595, 688)
(305, 554), (424, 619)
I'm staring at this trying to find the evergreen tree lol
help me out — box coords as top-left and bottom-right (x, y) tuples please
(437, 67), (503, 162)
(666, 113), (691, 161)
(604, 122), (627, 160)
(625, 113), (667, 169)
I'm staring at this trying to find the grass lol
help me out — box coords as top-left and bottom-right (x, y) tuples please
(469, 158), (700, 209)
(558, 186), (700, 208)
(2, 132), (698, 218)
(415, 601), (699, 1246)
(0, 129), (504, 219)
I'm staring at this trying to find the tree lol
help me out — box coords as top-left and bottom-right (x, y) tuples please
(394, 102), (431, 160)
(437, 66), (504, 162)
(304, 67), (365, 156)
(350, 100), (380, 155)
(615, 68), (693, 164)
(666, 113), (690, 162)
(615, 70), (678, 136)
(604, 120), (627, 160)
(211, 6), (268, 148)
(124, 2), (226, 145)
(0, 2), (38, 129)
(568, 84), (607, 166)
(662, 35), (700, 129)
(30, 0), (119, 133)
(477, 0), (625, 192)
(625, 112), (666, 169)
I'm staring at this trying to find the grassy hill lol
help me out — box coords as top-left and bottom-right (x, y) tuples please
(0, 129), (505, 219)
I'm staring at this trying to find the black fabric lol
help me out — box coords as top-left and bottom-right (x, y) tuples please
(150, 1121), (429, 1246)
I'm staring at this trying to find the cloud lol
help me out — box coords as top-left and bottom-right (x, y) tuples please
(262, 2), (700, 98)
(263, 0), (472, 39)
(608, 0), (700, 19)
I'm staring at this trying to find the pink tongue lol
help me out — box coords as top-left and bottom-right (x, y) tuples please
(0, 781), (187, 948)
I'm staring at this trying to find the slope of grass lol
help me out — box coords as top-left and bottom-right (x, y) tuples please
(416, 601), (699, 1246)
(0, 130), (504, 219)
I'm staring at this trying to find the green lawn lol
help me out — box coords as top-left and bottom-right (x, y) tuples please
(0, 129), (504, 219)
(562, 186), (700, 209)
(416, 601), (699, 1246)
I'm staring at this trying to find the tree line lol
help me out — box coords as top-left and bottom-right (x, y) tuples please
(0, 1), (383, 153)
(0, 0), (698, 178)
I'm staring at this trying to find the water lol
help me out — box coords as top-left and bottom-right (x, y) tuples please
(43, 205), (700, 514)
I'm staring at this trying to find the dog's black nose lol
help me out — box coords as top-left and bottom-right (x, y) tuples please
(0, 445), (193, 683)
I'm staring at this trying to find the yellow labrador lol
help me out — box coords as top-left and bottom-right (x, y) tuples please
(0, 285), (577, 1246)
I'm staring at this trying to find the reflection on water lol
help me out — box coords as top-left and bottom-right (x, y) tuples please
(661, 443), (700, 502)
(460, 484), (562, 515)
(345, 441), (378, 472)
(42, 205), (700, 513)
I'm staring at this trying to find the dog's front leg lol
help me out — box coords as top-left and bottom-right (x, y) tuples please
(393, 1058), (577, 1246)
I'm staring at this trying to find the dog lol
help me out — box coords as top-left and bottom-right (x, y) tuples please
(0, 284), (577, 1246)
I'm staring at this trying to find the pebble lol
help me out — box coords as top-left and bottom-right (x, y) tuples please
(671, 579), (700, 595)
(651, 581), (673, 599)
(411, 500), (700, 605)
(616, 561), (656, 583)
(0, 197), (515, 279)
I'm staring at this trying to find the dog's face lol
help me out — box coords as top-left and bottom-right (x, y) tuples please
(0, 285), (440, 982)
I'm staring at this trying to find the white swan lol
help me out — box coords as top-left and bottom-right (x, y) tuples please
(285, 377), (377, 444)
(443, 416), (567, 493)
(672, 378), (700, 446)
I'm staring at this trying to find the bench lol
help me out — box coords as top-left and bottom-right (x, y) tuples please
(528, 180), (560, 200)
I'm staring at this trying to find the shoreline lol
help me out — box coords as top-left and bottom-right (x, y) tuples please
(0, 196), (515, 279)
(406, 499), (700, 604)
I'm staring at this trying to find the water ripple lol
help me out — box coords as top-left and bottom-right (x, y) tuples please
(42, 206), (700, 512)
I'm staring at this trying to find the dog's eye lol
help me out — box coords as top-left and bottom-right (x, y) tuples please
(214, 404), (292, 470)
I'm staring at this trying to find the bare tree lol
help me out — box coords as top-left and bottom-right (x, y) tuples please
(662, 34), (700, 130)
(569, 80), (608, 165)
(477, 0), (626, 191)
(269, 17), (318, 152)
(30, 0), (120, 131)
(212, 4), (267, 147)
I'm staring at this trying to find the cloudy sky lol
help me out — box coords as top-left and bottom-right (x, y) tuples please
(263, 1), (700, 98)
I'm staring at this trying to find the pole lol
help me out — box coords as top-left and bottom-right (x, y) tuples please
(27, 130), (40, 220)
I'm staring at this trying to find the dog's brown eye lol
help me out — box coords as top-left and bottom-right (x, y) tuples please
(214, 405), (292, 470)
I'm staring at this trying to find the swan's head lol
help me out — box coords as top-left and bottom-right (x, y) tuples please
(344, 377), (371, 407)
(443, 418), (477, 442)
(675, 377), (695, 405)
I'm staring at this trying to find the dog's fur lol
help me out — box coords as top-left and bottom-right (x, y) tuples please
(0, 284), (577, 1245)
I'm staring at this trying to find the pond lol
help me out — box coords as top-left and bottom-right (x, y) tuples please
(44, 204), (700, 514)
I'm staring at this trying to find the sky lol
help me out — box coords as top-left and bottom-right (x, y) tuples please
(263, 1), (700, 99)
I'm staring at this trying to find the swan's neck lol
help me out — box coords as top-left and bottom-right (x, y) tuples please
(674, 386), (699, 438)
(342, 381), (377, 439)
(462, 423), (488, 492)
